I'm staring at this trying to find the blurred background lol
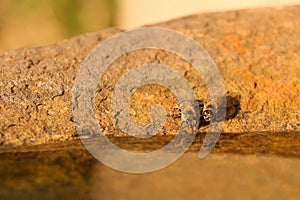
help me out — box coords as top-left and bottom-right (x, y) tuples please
(0, 0), (299, 53)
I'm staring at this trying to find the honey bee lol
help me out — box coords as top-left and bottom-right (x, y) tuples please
(169, 95), (216, 130)
(200, 99), (215, 122)
(179, 101), (199, 131)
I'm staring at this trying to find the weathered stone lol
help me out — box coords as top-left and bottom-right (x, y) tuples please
(0, 6), (299, 148)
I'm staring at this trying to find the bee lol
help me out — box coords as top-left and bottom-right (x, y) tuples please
(169, 95), (216, 130)
(169, 96), (217, 149)
(200, 99), (215, 122)
(179, 101), (199, 131)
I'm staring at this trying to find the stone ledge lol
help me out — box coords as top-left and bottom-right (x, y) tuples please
(0, 6), (299, 148)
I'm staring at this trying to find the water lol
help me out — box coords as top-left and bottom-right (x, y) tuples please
(1, 132), (300, 199)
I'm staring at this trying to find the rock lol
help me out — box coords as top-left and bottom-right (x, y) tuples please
(0, 6), (299, 148)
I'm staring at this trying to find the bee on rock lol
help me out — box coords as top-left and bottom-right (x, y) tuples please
(170, 96), (216, 130)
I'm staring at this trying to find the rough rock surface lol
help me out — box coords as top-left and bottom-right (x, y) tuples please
(0, 6), (300, 148)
